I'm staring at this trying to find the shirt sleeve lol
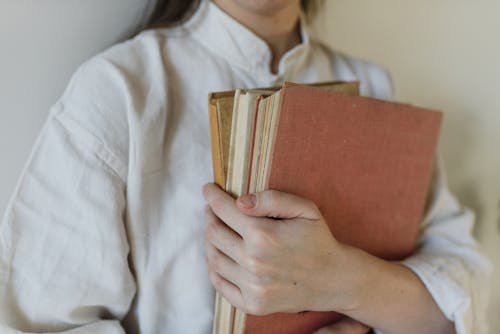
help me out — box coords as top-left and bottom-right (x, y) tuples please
(374, 159), (492, 334)
(353, 63), (492, 334)
(0, 103), (136, 332)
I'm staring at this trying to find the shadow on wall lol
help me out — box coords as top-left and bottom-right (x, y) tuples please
(439, 109), (486, 236)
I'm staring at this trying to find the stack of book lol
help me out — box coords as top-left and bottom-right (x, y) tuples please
(208, 81), (442, 334)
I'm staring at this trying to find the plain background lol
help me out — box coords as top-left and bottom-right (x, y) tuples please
(0, 0), (498, 330)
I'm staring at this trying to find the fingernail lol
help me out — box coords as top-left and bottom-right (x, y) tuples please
(239, 193), (256, 209)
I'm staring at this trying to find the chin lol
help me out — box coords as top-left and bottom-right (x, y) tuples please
(231, 0), (300, 15)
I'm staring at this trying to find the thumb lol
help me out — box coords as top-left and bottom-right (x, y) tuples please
(236, 190), (320, 220)
(313, 317), (372, 334)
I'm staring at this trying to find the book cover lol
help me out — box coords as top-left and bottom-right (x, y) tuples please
(209, 82), (441, 334)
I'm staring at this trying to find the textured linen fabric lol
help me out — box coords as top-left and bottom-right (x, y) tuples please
(0, 1), (490, 333)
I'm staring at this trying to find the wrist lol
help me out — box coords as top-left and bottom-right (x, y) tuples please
(313, 242), (455, 334)
(311, 243), (371, 313)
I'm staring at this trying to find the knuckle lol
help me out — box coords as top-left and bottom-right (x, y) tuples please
(244, 258), (276, 284)
(211, 270), (224, 288)
(304, 198), (321, 217)
(209, 254), (220, 271)
(206, 247), (224, 273)
(205, 221), (217, 242)
(243, 255), (264, 275)
(265, 190), (279, 207)
(208, 269), (220, 287)
(249, 272), (273, 292)
(205, 250), (216, 268)
(247, 228), (272, 249)
(309, 201), (321, 216)
(203, 205), (213, 219)
(248, 230), (266, 248)
(249, 279), (269, 300)
(213, 276), (224, 290)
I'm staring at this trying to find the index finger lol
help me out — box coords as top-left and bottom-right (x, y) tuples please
(202, 183), (250, 236)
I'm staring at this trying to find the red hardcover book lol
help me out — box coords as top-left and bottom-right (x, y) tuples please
(210, 82), (442, 334)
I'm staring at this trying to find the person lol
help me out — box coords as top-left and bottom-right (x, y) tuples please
(0, 0), (490, 333)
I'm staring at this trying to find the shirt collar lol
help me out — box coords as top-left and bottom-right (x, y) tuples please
(187, 0), (312, 77)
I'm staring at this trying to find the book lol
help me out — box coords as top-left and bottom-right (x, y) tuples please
(208, 82), (360, 190)
(208, 82), (442, 334)
(208, 81), (360, 334)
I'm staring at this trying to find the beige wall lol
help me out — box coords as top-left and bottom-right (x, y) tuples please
(0, 0), (150, 212)
(314, 0), (500, 328)
(0, 0), (498, 330)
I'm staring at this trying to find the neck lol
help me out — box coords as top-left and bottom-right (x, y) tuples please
(213, 0), (302, 74)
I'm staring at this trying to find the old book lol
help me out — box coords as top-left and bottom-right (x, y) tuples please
(208, 81), (360, 334)
(208, 82), (360, 190)
(209, 88), (276, 334)
(208, 81), (442, 334)
(208, 91), (235, 188)
(208, 82), (360, 334)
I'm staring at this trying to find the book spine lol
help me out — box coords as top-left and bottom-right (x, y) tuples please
(209, 95), (234, 334)
(208, 96), (225, 187)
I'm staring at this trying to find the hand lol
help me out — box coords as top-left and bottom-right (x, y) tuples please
(202, 183), (357, 315)
(203, 184), (456, 334)
(313, 318), (371, 334)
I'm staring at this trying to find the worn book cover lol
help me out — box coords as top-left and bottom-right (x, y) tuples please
(208, 82), (441, 334)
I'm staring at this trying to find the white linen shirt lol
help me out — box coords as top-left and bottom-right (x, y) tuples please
(0, 1), (490, 333)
